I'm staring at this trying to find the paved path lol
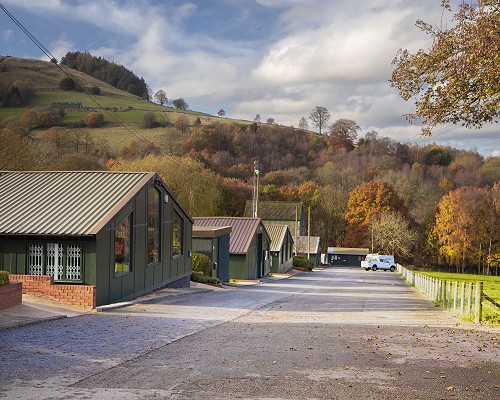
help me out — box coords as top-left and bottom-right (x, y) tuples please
(0, 267), (498, 399)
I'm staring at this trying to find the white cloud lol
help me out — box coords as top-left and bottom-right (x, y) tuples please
(47, 34), (75, 61)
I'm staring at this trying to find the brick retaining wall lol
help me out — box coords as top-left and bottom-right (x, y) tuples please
(9, 274), (96, 309)
(0, 282), (22, 310)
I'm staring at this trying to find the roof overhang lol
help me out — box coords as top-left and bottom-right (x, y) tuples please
(192, 226), (232, 238)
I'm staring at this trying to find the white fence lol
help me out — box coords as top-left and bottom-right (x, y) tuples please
(397, 264), (486, 323)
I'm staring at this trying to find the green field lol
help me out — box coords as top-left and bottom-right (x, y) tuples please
(420, 271), (500, 323)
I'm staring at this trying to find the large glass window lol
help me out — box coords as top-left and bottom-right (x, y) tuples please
(115, 213), (132, 275)
(172, 210), (183, 257)
(27, 243), (82, 281)
(148, 187), (161, 264)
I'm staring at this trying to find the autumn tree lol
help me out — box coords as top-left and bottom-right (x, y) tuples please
(329, 119), (360, 151)
(0, 127), (36, 170)
(313, 185), (348, 247)
(174, 115), (190, 134)
(112, 154), (221, 217)
(86, 112), (104, 128)
(345, 181), (406, 247)
(308, 106), (330, 135)
(433, 186), (499, 273)
(371, 211), (417, 257)
(153, 90), (167, 106)
(391, 0), (500, 133)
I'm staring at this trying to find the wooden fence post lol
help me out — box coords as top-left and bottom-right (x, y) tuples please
(474, 281), (483, 324)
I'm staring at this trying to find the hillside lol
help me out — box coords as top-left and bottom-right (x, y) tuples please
(1, 56), (500, 277)
(0, 56), (241, 130)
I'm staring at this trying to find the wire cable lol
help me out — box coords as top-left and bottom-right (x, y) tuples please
(0, 2), (156, 147)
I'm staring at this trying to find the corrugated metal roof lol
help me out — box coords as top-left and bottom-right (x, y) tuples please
(264, 224), (289, 252)
(295, 236), (321, 254)
(327, 247), (369, 256)
(193, 217), (262, 254)
(244, 200), (303, 221)
(0, 171), (154, 236)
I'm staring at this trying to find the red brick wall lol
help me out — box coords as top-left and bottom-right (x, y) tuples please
(9, 274), (96, 309)
(0, 282), (22, 310)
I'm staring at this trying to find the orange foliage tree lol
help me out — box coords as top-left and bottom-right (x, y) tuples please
(344, 181), (406, 247)
(433, 186), (499, 273)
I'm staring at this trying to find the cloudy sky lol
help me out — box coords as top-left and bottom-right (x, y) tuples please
(1, 0), (498, 156)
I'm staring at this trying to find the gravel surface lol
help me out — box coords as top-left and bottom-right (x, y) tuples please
(0, 267), (498, 399)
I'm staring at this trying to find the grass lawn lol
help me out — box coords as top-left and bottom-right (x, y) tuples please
(420, 271), (500, 323)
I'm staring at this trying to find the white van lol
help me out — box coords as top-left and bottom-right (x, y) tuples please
(361, 254), (396, 272)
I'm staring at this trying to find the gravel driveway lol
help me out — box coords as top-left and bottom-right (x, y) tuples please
(0, 266), (498, 399)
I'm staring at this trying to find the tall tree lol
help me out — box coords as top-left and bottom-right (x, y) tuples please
(391, 0), (500, 133)
(345, 181), (406, 247)
(433, 186), (499, 273)
(308, 106), (330, 135)
(329, 119), (360, 151)
(112, 154), (221, 217)
(298, 117), (309, 131)
(172, 98), (189, 110)
(371, 211), (417, 257)
(153, 90), (167, 106)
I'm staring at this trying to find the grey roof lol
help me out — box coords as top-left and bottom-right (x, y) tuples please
(0, 171), (154, 237)
(327, 247), (369, 256)
(243, 201), (304, 221)
(263, 224), (291, 252)
(295, 236), (321, 254)
(193, 217), (265, 254)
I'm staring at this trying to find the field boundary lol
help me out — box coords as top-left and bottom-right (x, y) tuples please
(397, 265), (500, 324)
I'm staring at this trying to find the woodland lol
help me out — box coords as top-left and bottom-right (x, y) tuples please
(1, 92), (500, 275)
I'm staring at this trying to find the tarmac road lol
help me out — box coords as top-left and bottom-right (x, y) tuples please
(0, 266), (498, 399)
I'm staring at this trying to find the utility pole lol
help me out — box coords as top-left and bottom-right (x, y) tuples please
(252, 161), (259, 218)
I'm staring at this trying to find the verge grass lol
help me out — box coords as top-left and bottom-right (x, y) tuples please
(420, 271), (500, 323)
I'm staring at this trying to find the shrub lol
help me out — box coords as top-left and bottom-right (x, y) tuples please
(192, 253), (212, 276)
(89, 86), (100, 95)
(59, 77), (76, 90)
(293, 256), (314, 271)
(191, 271), (221, 287)
(0, 270), (9, 285)
(141, 112), (157, 129)
(86, 112), (104, 127)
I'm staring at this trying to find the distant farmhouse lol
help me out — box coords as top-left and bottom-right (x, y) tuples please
(51, 102), (83, 109)
(0, 171), (192, 308)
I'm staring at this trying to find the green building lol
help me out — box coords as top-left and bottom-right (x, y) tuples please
(0, 171), (192, 307)
(193, 217), (271, 280)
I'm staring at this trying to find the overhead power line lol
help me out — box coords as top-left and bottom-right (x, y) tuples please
(0, 2), (156, 148)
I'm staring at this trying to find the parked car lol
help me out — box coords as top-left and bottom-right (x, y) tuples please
(361, 254), (396, 272)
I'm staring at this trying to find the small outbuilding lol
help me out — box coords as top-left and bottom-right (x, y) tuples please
(295, 236), (322, 267)
(193, 217), (271, 280)
(0, 171), (193, 308)
(264, 224), (294, 273)
(327, 247), (369, 267)
(192, 226), (232, 283)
